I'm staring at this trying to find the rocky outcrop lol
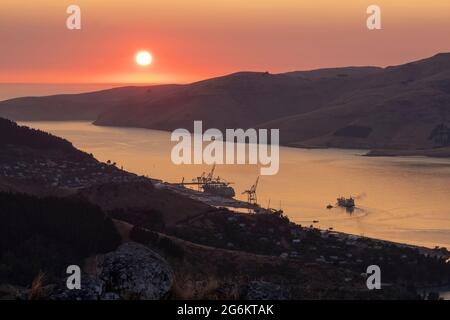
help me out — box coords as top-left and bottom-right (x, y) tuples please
(99, 242), (174, 300)
(51, 242), (174, 300)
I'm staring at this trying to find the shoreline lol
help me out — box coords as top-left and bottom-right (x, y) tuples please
(154, 178), (449, 254)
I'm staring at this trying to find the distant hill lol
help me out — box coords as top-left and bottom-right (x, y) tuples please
(0, 86), (159, 121)
(1, 53), (450, 152)
(0, 117), (93, 164)
(0, 117), (78, 152)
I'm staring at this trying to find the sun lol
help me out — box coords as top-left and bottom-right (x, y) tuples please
(135, 51), (152, 66)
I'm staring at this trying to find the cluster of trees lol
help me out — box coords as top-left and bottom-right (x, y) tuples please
(0, 192), (121, 285)
(170, 210), (292, 256)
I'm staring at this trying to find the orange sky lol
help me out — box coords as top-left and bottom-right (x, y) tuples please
(1, 0), (450, 84)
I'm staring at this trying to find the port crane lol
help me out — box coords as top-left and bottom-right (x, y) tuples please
(176, 164), (236, 198)
(206, 163), (216, 182)
(242, 176), (259, 205)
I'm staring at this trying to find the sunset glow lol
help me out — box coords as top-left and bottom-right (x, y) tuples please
(0, 0), (449, 84)
(136, 51), (152, 66)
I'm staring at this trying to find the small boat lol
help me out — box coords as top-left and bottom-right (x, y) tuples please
(337, 196), (355, 208)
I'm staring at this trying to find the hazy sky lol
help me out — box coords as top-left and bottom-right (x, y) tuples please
(1, 0), (450, 84)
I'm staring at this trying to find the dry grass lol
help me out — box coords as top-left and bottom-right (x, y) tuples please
(28, 271), (46, 300)
(171, 274), (242, 300)
(113, 219), (133, 242)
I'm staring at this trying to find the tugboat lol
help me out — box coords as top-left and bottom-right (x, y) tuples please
(336, 196), (355, 208)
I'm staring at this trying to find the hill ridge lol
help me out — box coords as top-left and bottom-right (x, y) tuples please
(1, 53), (449, 152)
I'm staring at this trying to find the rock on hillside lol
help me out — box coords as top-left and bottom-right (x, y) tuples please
(51, 242), (174, 300)
(100, 242), (174, 300)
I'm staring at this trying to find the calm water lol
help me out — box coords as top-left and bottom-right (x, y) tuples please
(21, 121), (450, 249)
